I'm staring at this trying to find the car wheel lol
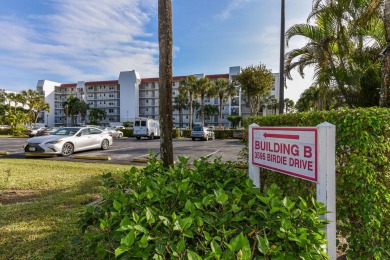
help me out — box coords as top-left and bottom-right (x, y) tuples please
(205, 135), (209, 141)
(192, 138), (195, 141)
(136, 136), (141, 140)
(149, 133), (154, 140)
(61, 142), (74, 156)
(118, 133), (123, 138)
(101, 139), (109, 150)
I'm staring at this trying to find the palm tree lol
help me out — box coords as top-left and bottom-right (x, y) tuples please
(173, 93), (188, 128)
(88, 108), (106, 125)
(197, 104), (218, 123)
(78, 101), (90, 125)
(267, 97), (279, 115)
(158, 0), (174, 166)
(179, 75), (197, 129)
(211, 78), (236, 128)
(21, 89), (42, 127)
(295, 86), (320, 112)
(284, 98), (295, 113)
(193, 77), (213, 126)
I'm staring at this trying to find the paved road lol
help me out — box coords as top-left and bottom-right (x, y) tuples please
(0, 137), (246, 165)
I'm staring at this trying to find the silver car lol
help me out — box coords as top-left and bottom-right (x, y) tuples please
(99, 126), (124, 138)
(191, 126), (215, 141)
(23, 127), (113, 156)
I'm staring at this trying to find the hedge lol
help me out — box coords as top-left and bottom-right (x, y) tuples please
(244, 107), (390, 259)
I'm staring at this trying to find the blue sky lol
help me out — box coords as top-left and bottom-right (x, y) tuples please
(0, 0), (313, 102)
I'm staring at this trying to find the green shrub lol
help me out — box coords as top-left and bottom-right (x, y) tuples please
(245, 107), (390, 259)
(172, 128), (180, 138)
(79, 156), (328, 259)
(182, 129), (191, 138)
(121, 128), (133, 137)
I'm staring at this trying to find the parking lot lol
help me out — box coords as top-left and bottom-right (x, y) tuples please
(0, 137), (246, 165)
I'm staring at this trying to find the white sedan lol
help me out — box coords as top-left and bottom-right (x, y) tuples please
(23, 127), (113, 156)
(99, 126), (124, 138)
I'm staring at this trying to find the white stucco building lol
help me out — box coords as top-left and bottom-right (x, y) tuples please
(31, 66), (280, 127)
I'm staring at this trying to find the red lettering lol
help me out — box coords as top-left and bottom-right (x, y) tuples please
(255, 141), (260, 149)
(304, 146), (312, 158)
(291, 145), (299, 156)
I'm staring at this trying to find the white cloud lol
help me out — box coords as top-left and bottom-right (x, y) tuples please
(215, 0), (253, 21)
(0, 0), (159, 84)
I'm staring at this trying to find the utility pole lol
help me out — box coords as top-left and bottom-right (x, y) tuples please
(278, 0), (285, 114)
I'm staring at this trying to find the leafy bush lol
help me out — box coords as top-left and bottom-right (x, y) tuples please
(182, 129), (191, 138)
(245, 107), (390, 259)
(79, 156), (328, 259)
(172, 128), (180, 138)
(121, 128), (133, 137)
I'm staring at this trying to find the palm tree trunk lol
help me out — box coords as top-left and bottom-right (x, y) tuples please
(189, 93), (193, 129)
(380, 1), (390, 107)
(158, 0), (174, 167)
(219, 97), (223, 128)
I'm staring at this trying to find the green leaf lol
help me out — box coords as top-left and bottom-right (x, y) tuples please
(146, 207), (155, 224)
(257, 234), (269, 254)
(177, 238), (185, 253)
(185, 200), (195, 213)
(121, 230), (135, 247)
(202, 195), (214, 206)
(113, 200), (122, 211)
(132, 212), (140, 223)
(282, 197), (295, 210)
(216, 193), (229, 204)
(158, 216), (171, 226)
(134, 225), (148, 233)
(119, 216), (132, 230)
(186, 250), (201, 260)
(203, 231), (211, 241)
(115, 245), (128, 257)
(140, 234), (148, 247)
(179, 217), (193, 230)
(211, 240), (222, 255)
(281, 217), (292, 230)
(229, 232), (247, 252)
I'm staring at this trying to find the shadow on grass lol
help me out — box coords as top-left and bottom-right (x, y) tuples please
(0, 171), (118, 259)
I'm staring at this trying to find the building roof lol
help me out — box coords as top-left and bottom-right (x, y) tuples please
(60, 83), (77, 88)
(85, 80), (119, 86)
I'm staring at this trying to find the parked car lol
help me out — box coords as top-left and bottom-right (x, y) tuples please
(23, 126), (113, 156)
(191, 126), (215, 141)
(24, 127), (45, 137)
(99, 127), (124, 138)
(36, 127), (59, 136)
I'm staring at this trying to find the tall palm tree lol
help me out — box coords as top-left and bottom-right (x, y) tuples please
(211, 78), (236, 128)
(88, 108), (106, 125)
(193, 77), (213, 126)
(284, 98), (295, 113)
(173, 93), (188, 128)
(158, 0), (174, 166)
(78, 101), (90, 125)
(21, 89), (41, 127)
(179, 75), (197, 129)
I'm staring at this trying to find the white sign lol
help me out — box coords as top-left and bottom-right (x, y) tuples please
(251, 127), (318, 182)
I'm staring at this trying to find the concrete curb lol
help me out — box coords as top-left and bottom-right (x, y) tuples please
(73, 155), (111, 160)
(0, 151), (10, 155)
(132, 157), (149, 163)
(25, 153), (57, 157)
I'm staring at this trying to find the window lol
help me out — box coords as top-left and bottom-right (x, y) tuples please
(109, 109), (114, 113)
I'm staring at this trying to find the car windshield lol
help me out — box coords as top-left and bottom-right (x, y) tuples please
(52, 128), (81, 136)
(193, 127), (203, 131)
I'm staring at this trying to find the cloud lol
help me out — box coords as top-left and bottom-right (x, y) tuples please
(215, 0), (253, 21)
(0, 0), (159, 84)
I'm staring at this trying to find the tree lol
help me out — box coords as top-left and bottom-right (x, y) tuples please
(196, 104), (218, 122)
(227, 115), (242, 129)
(173, 92), (188, 128)
(193, 77), (214, 126)
(267, 97), (278, 115)
(211, 78), (236, 128)
(78, 101), (90, 125)
(21, 89), (42, 127)
(295, 86), (320, 112)
(158, 0), (174, 166)
(287, 0), (384, 108)
(284, 98), (295, 113)
(235, 63), (274, 116)
(179, 75), (197, 129)
(88, 108), (106, 125)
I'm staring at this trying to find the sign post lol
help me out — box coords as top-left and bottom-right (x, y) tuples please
(248, 122), (336, 259)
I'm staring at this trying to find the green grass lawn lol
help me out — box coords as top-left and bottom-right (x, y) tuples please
(0, 159), (134, 259)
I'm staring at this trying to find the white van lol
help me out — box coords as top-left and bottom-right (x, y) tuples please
(133, 118), (160, 140)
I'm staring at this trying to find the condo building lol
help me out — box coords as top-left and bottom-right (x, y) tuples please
(33, 66), (280, 128)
